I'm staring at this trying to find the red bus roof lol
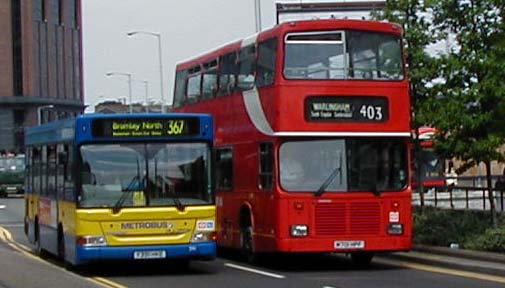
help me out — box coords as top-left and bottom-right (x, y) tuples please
(176, 19), (403, 71)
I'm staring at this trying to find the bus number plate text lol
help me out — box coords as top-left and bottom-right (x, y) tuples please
(334, 240), (365, 249)
(133, 250), (167, 259)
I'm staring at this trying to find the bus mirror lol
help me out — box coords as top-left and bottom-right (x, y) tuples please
(58, 151), (68, 165)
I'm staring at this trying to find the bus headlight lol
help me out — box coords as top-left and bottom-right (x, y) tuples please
(290, 225), (308, 237)
(77, 235), (107, 246)
(191, 231), (217, 243)
(387, 223), (403, 235)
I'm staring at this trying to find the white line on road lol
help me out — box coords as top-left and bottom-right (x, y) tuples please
(0, 224), (24, 228)
(225, 263), (286, 279)
(0, 205), (6, 209)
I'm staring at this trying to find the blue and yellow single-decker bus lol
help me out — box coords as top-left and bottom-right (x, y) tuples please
(24, 113), (216, 268)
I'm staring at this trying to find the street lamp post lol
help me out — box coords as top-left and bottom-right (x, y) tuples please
(106, 72), (133, 113)
(127, 31), (166, 113)
(37, 104), (54, 125)
(139, 80), (149, 113)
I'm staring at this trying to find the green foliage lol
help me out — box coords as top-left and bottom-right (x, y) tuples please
(373, 0), (441, 127)
(380, 1), (505, 223)
(421, 1), (505, 165)
(465, 228), (505, 253)
(414, 207), (505, 252)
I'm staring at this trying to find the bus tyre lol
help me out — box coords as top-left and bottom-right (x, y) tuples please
(34, 222), (47, 258)
(350, 252), (374, 266)
(241, 226), (256, 263)
(23, 217), (28, 236)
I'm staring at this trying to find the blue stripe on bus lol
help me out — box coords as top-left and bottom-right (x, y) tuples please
(74, 242), (216, 264)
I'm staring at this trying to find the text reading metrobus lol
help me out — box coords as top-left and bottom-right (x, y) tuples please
(172, 19), (412, 265)
(24, 113), (216, 267)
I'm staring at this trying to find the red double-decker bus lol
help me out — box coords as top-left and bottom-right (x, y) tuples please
(416, 127), (446, 191)
(172, 19), (412, 264)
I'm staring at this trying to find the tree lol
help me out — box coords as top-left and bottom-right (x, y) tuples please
(419, 0), (505, 227)
(374, 0), (440, 205)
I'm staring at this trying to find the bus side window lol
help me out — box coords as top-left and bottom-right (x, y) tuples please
(259, 142), (273, 190)
(32, 147), (41, 195)
(61, 144), (75, 201)
(41, 146), (47, 197)
(187, 74), (202, 104)
(56, 144), (65, 200)
(174, 69), (188, 108)
(25, 147), (32, 194)
(215, 147), (233, 191)
(202, 59), (218, 100)
(217, 51), (238, 97)
(47, 145), (57, 198)
(237, 45), (256, 91)
(256, 38), (277, 88)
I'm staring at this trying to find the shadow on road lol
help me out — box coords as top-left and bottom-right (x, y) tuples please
(218, 248), (402, 273)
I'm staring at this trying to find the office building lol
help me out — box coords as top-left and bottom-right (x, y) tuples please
(0, 0), (84, 152)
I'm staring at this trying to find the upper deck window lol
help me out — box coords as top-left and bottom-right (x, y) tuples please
(284, 30), (404, 81)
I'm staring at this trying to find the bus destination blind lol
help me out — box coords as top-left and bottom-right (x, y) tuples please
(305, 96), (389, 122)
(92, 118), (200, 138)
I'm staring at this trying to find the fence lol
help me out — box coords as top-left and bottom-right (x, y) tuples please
(413, 175), (505, 212)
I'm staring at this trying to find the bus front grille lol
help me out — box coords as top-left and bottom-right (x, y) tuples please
(315, 202), (381, 236)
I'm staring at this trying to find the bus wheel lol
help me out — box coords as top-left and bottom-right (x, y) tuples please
(34, 222), (47, 258)
(23, 217), (28, 236)
(350, 252), (374, 266)
(57, 227), (65, 261)
(241, 226), (256, 263)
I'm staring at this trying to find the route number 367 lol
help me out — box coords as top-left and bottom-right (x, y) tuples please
(359, 105), (383, 121)
(167, 120), (185, 135)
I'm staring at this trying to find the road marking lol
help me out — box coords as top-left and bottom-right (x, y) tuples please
(0, 225), (126, 288)
(225, 263), (285, 279)
(0, 205), (6, 209)
(377, 258), (505, 284)
(0, 224), (24, 228)
(91, 277), (128, 288)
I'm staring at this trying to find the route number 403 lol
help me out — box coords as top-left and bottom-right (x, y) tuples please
(167, 120), (185, 135)
(359, 105), (383, 121)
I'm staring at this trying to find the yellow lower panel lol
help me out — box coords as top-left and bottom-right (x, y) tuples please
(75, 205), (216, 246)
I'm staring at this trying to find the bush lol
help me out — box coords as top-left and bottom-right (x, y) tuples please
(465, 228), (505, 253)
(413, 206), (503, 251)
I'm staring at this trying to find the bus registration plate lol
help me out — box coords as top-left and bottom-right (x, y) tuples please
(334, 240), (365, 249)
(133, 250), (166, 259)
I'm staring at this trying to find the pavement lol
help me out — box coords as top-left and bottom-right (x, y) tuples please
(382, 244), (505, 276)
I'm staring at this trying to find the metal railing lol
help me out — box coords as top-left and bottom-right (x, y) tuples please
(414, 177), (505, 212)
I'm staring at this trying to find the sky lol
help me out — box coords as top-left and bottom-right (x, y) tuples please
(82, 0), (277, 112)
(81, 0), (381, 112)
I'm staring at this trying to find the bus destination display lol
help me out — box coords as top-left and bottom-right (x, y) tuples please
(92, 117), (200, 138)
(305, 96), (389, 122)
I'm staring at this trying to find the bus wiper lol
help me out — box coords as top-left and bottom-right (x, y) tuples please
(315, 157), (343, 197)
(113, 157), (143, 213)
(171, 191), (185, 212)
(156, 175), (185, 212)
(113, 175), (142, 213)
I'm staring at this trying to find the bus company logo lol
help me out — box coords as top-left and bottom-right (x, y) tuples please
(121, 221), (174, 230)
(197, 220), (215, 231)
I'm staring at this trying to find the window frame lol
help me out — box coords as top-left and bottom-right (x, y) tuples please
(215, 146), (233, 191)
(259, 142), (274, 191)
